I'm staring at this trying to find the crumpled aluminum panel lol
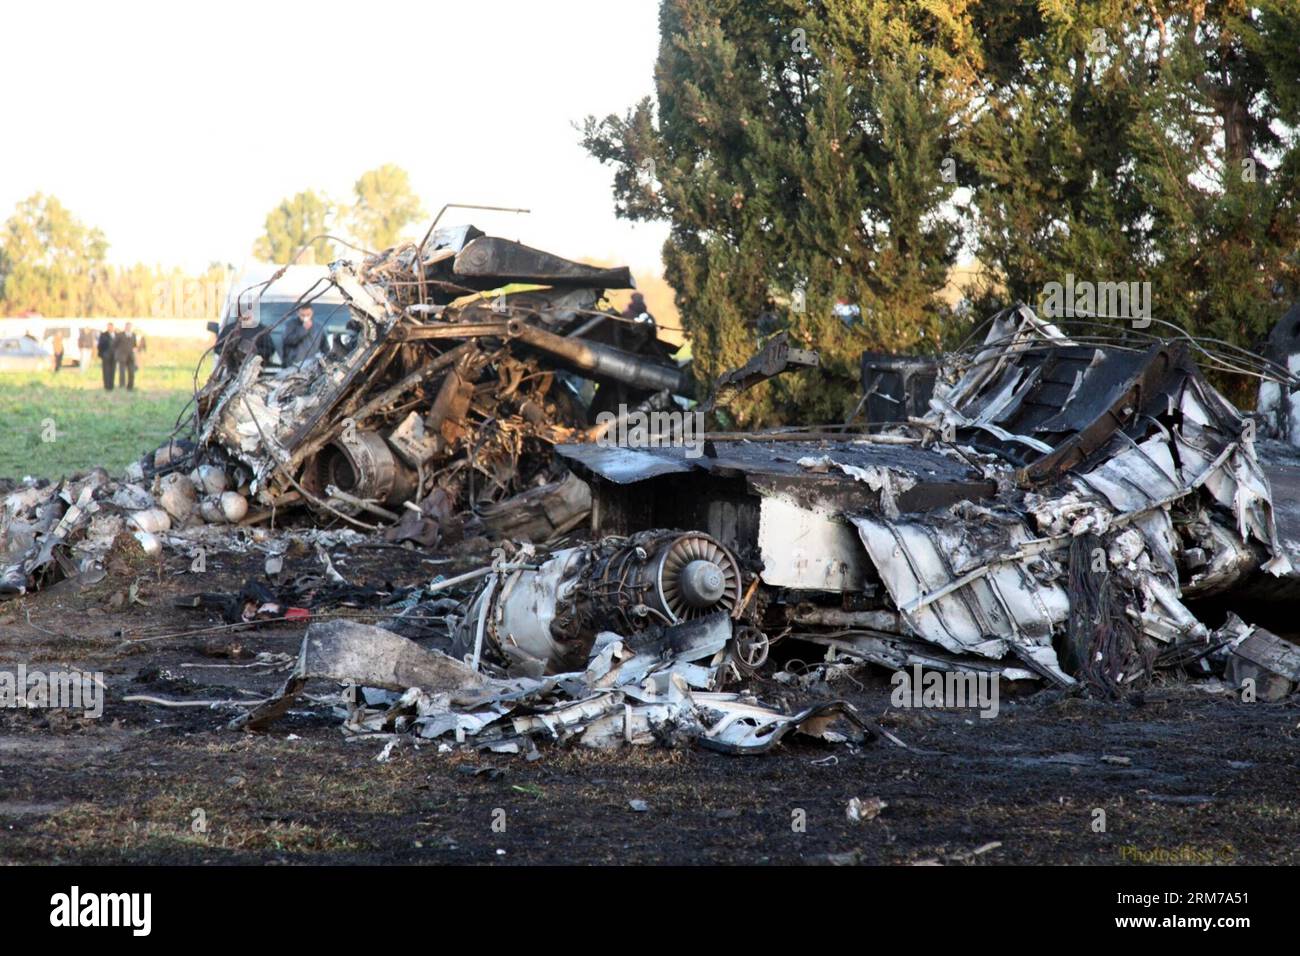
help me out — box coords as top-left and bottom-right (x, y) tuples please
(849, 510), (1072, 683)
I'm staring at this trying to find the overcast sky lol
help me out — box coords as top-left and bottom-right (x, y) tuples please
(1, 0), (669, 273)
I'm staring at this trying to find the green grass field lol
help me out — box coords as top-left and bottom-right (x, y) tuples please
(0, 339), (211, 481)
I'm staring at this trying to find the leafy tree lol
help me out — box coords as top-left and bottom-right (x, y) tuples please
(584, 0), (980, 425)
(0, 193), (108, 316)
(88, 262), (157, 317)
(963, 0), (1300, 383)
(587, 0), (1300, 421)
(254, 190), (335, 264)
(349, 164), (425, 252)
(1141, 0), (1300, 384)
(958, 2), (1147, 315)
(0, 196), (237, 319)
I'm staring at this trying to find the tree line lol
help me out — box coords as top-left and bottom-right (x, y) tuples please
(583, 0), (1300, 422)
(0, 193), (224, 319)
(0, 164), (426, 318)
(252, 163), (424, 265)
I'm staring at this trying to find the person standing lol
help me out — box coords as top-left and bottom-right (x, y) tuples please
(97, 323), (116, 391)
(621, 292), (656, 331)
(282, 304), (317, 365)
(114, 322), (138, 391)
(51, 329), (65, 372)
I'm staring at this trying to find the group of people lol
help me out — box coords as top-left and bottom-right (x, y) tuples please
(93, 323), (142, 391)
(41, 326), (139, 386)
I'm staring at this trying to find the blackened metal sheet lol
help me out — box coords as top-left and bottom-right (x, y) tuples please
(1245, 440), (1300, 598)
(859, 351), (937, 427)
(1019, 344), (1201, 482)
(554, 443), (696, 483)
(556, 439), (981, 485)
(956, 338), (1203, 481)
(425, 224), (485, 254)
(452, 237), (634, 289)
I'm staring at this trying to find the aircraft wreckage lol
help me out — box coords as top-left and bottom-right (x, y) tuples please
(4, 224), (1300, 752)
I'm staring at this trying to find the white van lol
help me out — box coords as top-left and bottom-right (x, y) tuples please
(210, 264), (356, 368)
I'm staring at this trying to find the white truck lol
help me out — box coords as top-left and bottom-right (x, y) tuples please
(208, 263), (356, 369)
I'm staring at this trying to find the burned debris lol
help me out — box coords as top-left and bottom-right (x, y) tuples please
(1, 225), (684, 595)
(195, 225), (688, 531)
(452, 530), (742, 674)
(4, 217), (1300, 758)
(208, 301), (1300, 750)
(237, 616), (875, 754)
(699, 330), (818, 415)
(559, 304), (1300, 699)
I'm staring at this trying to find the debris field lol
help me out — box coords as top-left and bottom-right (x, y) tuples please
(1, 226), (1298, 863)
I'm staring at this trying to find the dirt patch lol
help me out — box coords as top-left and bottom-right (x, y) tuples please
(1, 539), (1296, 865)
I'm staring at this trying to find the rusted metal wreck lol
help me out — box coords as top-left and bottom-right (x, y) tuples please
(4, 222), (1300, 753)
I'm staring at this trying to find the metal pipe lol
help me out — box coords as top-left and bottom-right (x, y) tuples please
(324, 485), (401, 522)
(506, 318), (687, 393)
(567, 313), (608, 339)
(789, 607), (902, 631)
(395, 321), (510, 341)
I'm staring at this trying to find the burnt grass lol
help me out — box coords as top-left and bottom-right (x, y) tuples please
(0, 536), (1296, 866)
